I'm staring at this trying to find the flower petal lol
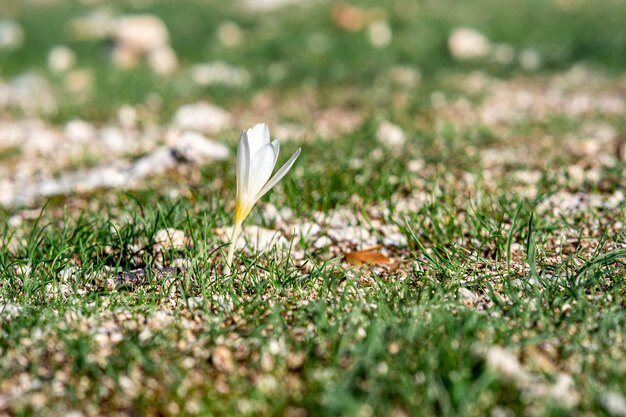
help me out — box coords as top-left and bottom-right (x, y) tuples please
(246, 122), (270, 159)
(248, 142), (277, 197)
(271, 139), (280, 167)
(235, 198), (253, 225)
(253, 148), (301, 204)
(236, 130), (250, 200)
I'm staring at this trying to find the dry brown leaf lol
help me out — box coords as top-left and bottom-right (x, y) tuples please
(331, 4), (367, 32)
(345, 248), (391, 266)
(330, 4), (385, 32)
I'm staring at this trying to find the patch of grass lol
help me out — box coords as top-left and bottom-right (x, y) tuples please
(2, 146), (625, 414)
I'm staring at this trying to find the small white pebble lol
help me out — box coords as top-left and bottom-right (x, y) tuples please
(48, 45), (76, 72)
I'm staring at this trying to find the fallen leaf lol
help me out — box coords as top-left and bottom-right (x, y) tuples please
(330, 4), (385, 32)
(345, 248), (391, 266)
(331, 4), (367, 32)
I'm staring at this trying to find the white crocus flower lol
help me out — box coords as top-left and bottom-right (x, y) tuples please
(225, 123), (301, 274)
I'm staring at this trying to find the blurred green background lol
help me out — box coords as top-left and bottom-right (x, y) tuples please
(1, 0), (625, 121)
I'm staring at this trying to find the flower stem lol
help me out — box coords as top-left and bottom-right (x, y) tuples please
(224, 222), (242, 276)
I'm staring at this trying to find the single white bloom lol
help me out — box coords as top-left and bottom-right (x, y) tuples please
(225, 122), (301, 274)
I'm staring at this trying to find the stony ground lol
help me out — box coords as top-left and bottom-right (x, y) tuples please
(1, 0), (626, 416)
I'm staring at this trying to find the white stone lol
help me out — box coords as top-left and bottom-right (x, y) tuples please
(407, 159), (424, 173)
(274, 123), (307, 142)
(0, 303), (22, 319)
(491, 43), (515, 64)
(367, 21), (392, 48)
(38, 165), (130, 196)
(24, 124), (63, 155)
(64, 119), (96, 143)
(191, 61), (250, 87)
(8, 73), (57, 115)
(430, 91), (447, 107)
(0, 20), (24, 50)
(172, 101), (232, 134)
(148, 46), (178, 75)
(261, 203), (280, 222)
(154, 228), (187, 251)
(64, 69), (93, 93)
(458, 288), (479, 303)
(448, 27), (491, 60)
(327, 226), (374, 246)
(117, 105), (137, 129)
(242, 0), (314, 12)
(217, 21), (244, 47)
(385, 66), (421, 87)
(380, 224), (408, 247)
(0, 121), (23, 149)
(512, 170), (542, 185)
(288, 222), (321, 241)
(111, 46), (140, 69)
(485, 346), (530, 384)
(48, 46), (76, 72)
(89, 165), (130, 189)
(221, 225), (288, 252)
(99, 127), (130, 154)
(549, 373), (579, 408)
(376, 121), (406, 148)
(114, 15), (169, 52)
(519, 48), (541, 71)
(173, 131), (230, 163)
(129, 147), (176, 179)
(600, 391), (626, 417)
(7, 214), (22, 227)
(69, 10), (115, 40)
